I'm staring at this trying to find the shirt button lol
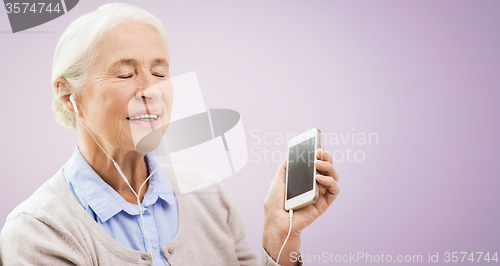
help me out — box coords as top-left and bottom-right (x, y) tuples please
(168, 247), (175, 254)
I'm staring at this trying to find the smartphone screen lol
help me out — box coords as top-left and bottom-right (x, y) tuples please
(286, 137), (316, 200)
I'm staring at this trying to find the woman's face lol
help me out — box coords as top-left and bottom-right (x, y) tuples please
(77, 22), (173, 154)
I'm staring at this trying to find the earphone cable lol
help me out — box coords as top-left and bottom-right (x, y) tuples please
(73, 101), (160, 266)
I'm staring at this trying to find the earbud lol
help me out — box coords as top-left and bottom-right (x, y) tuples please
(69, 94), (79, 115)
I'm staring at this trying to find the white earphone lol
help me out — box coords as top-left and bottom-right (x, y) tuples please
(68, 94), (159, 265)
(70, 94), (79, 115)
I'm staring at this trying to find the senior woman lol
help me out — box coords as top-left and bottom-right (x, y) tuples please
(0, 3), (339, 266)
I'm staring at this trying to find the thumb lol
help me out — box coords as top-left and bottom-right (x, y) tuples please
(272, 156), (287, 185)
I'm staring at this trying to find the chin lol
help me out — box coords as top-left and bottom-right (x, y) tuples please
(134, 125), (167, 154)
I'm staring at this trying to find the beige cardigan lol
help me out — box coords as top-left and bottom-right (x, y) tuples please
(0, 164), (281, 265)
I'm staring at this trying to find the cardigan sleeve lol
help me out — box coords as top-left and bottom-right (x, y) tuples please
(0, 213), (88, 266)
(222, 181), (304, 266)
(224, 188), (287, 266)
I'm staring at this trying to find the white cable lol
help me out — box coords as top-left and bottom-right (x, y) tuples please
(120, 162), (159, 266)
(277, 209), (293, 265)
(72, 99), (160, 265)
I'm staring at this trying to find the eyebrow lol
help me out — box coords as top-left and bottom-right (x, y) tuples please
(106, 58), (135, 71)
(106, 58), (169, 71)
(151, 58), (168, 67)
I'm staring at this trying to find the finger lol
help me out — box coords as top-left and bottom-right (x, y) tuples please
(315, 160), (335, 179)
(280, 155), (287, 170)
(316, 174), (340, 204)
(331, 165), (340, 182)
(316, 148), (340, 182)
(316, 153), (340, 182)
(316, 148), (332, 164)
(316, 174), (339, 195)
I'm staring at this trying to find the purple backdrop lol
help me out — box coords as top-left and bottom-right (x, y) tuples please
(1, 1), (498, 264)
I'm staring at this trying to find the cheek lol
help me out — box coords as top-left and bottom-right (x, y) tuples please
(94, 78), (133, 101)
(88, 79), (135, 128)
(164, 92), (173, 108)
(162, 80), (174, 108)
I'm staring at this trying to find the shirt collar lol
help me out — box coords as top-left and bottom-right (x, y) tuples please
(64, 147), (176, 222)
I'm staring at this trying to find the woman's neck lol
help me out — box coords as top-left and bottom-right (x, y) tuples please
(77, 128), (149, 204)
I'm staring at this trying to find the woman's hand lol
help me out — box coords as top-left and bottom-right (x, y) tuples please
(262, 146), (340, 266)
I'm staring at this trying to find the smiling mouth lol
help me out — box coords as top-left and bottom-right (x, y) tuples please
(127, 114), (159, 122)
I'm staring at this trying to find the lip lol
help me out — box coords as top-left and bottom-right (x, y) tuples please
(128, 118), (161, 128)
(127, 108), (162, 128)
(127, 108), (161, 118)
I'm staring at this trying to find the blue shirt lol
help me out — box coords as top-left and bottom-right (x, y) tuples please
(62, 147), (178, 266)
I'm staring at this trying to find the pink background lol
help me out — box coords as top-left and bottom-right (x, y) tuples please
(1, 1), (499, 264)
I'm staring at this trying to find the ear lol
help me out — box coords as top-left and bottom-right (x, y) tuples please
(54, 77), (77, 116)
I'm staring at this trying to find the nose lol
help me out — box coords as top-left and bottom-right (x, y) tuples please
(135, 84), (162, 102)
(134, 71), (163, 102)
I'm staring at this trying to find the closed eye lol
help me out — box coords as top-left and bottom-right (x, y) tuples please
(153, 73), (166, 78)
(118, 73), (134, 79)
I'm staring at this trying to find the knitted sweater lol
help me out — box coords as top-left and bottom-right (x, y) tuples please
(0, 164), (280, 266)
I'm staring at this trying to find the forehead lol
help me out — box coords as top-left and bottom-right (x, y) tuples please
(93, 22), (168, 67)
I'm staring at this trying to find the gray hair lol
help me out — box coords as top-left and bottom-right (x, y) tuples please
(51, 3), (170, 130)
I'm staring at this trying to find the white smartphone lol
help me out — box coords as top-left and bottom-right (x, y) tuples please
(284, 128), (321, 211)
